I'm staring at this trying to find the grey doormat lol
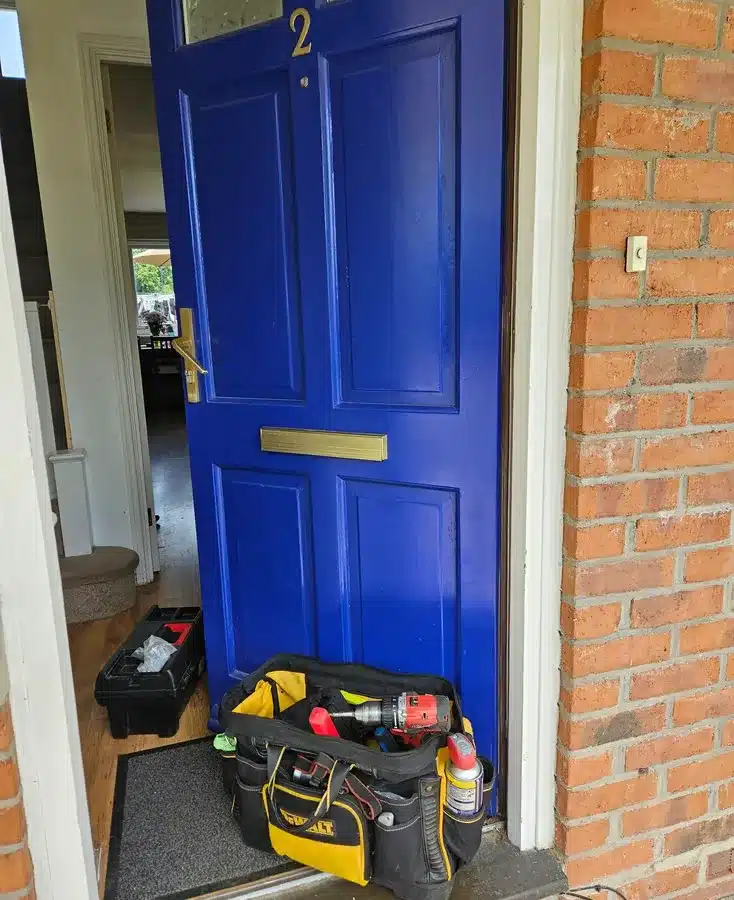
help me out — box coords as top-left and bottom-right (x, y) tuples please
(105, 737), (295, 900)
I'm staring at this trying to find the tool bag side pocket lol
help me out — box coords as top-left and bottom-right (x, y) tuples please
(237, 777), (273, 853)
(220, 752), (237, 800)
(373, 814), (427, 890)
(442, 757), (494, 868)
(236, 747), (268, 786)
(374, 789), (420, 825)
(374, 776), (452, 898)
(233, 748), (272, 853)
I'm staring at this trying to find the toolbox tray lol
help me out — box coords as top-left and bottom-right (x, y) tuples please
(94, 605), (205, 738)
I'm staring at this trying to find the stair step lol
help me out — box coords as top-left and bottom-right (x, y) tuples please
(60, 546), (138, 587)
(60, 546), (138, 623)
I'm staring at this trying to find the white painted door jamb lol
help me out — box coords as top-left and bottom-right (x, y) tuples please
(101, 58), (161, 575)
(506, 0), (582, 850)
(77, 33), (155, 584)
(0, 136), (98, 898)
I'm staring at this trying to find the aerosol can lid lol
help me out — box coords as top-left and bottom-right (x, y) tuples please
(447, 733), (477, 770)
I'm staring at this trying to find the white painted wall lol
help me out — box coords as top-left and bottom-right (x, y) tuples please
(15, 0), (150, 552)
(109, 64), (165, 213)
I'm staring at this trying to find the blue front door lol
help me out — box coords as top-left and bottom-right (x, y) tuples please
(147, 0), (506, 765)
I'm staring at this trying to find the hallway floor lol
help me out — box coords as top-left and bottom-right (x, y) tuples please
(67, 407), (209, 894)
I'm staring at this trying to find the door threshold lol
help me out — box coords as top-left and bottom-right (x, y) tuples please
(190, 868), (330, 900)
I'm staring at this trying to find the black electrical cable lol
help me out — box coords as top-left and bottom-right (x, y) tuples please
(562, 886), (629, 900)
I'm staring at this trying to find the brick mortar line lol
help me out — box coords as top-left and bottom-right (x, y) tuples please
(561, 582), (733, 607)
(578, 148), (734, 162)
(567, 423), (734, 440)
(0, 840), (27, 857)
(565, 538), (733, 564)
(554, 737), (734, 764)
(587, 93), (734, 116)
(562, 679), (732, 705)
(558, 695), (674, 717)
(583, 86), (734, 108)
(584, 31), (734, 56)
(563, 625), (732, 645)
(0, 747), (16, 766)
(566, 535), (734, 559)
(654, 50), (665, 100)
(563, 588), (733, 603)
(561, 667), (731, 698)
(572, 301), (729, 311)
(559, 733), (734, 766)
(0, 888), (34, 900)
(559, 678), (733, 714)
(624, 519), (636, 556)
(561, 586), (729, 609)
(573, 301), (734, 312)
(563, 663), (731, 695)
(557, 817), (733, 859)
(717, 1), (729, 51)
(0, 793), (23, 813)
(565, 509), (734, 529)
(568, 336), (730, 351)
(577, 199), (734, 210)
(568, 383), (734, 396)
(566, 466), (734, 487)
(561, 665), (730, 698)
(556, 786), (731, 825)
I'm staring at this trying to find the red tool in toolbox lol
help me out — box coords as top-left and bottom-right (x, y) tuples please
(159, 622), (192, 647)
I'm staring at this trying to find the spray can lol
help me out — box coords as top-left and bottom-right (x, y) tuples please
(446, 733), (484, 818)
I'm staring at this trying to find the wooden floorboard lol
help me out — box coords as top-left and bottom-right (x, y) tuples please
(67, 410), (209, 895)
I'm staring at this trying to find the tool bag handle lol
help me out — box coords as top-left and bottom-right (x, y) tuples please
(266, 746), (353, 835)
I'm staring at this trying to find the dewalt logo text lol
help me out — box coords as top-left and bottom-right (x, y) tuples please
(281, 810), (336, 837)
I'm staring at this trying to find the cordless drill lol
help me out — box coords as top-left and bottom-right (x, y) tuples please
(331, 693), (451, 742)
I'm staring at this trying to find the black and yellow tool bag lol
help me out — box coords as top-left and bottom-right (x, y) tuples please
(219, 654), (494, 900)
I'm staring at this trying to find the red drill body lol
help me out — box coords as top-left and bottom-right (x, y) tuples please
(332, 693), (451, 735)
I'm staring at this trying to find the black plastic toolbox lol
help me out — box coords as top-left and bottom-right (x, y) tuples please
(94, 606), (205, 738)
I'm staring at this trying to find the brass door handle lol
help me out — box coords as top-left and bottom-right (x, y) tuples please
(172, 337), (207, 374)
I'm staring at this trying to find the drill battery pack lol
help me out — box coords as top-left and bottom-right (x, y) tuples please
(217, 654), (494, 900)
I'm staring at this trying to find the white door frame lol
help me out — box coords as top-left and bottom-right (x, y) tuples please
(507, 0), (583, 849)
(77, 33), (156, 584)
(0, 2), (580, 894)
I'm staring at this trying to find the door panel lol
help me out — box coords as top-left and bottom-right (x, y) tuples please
(329, 32), (457, 408)
(218, 468), (317, 673)
(186, 74), (304, 402)
(342, 479), (458, 680)
(148, 0), (506, 787)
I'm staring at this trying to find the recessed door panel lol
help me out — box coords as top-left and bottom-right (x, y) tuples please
(342, 479), (458, 680)
(217, 468), (316, 675)
(186, 74), (304, 402)
(328, 31), (458, 409)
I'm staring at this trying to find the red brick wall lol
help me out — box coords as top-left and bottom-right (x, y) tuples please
(0, 704), (33, 898)
(559, 0), (734, 896)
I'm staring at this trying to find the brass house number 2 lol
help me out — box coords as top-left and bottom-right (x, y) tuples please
(290, 8), (312, 56)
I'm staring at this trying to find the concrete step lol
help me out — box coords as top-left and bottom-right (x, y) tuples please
(203, 829), (565, 900)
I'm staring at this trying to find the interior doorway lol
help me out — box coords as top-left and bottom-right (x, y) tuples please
(130, 242), (200, 607)
(63, 62), (210, 887)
